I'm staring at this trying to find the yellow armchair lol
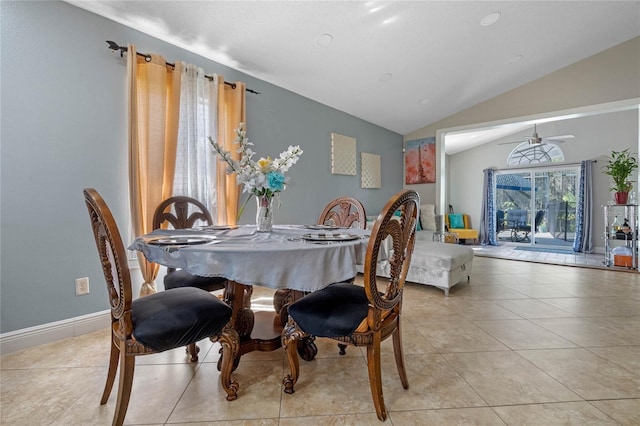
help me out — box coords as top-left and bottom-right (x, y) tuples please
(445, 213), (479, 244)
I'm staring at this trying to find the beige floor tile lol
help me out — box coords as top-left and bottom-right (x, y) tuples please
(415, 320), (511, 353)
(169, 359), (284, 422)
(0, 328), (112, 370)
(584, 316), (640, 345)
(451, 284), (530, 300)
(495, 298), (575, 319)
(382, 353), (487, 411)
(590, 399), (640, 426)
(443, 351), (580, 405)
(63, 363), (201, 425)
(531, 317), (635, 346)
(402, 297), (465, 320)
(381, 321), (439, 354)
(518, 348), (640, 400)
(455, 300), (525, 320)
(278, 413), (382, 425)
(473, 319), (577, 350)
(2, 257), (638, 425)
(389, 407), (506, 425)
(168, 421), (278, 426)
(1, 366), (105, 425)
(541, 296), (640, 317)
(279, 356), (378, 418)
(501, 283), (575, 298)
(587, 346), (640, 375)
(492, 401), (620, 425)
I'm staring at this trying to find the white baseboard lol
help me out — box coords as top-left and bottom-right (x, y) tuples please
(0, 310), (111, 356)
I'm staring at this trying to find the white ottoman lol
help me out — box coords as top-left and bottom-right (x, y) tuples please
(373, 240), (473, 296)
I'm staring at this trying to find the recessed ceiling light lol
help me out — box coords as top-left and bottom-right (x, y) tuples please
(315, 33), (333, 46)
(508, 54), (524, 63)
(480, 12), (501, 26)
(418, 98), (430, 105)
(379, 73), (393, 82)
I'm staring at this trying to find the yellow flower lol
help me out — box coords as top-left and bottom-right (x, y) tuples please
(257, 157), (272, 172)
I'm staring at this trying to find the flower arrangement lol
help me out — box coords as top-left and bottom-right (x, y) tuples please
(208, 123), (303, 218)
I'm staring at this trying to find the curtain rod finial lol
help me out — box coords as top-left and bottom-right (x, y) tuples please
(106, 41), (127, 57)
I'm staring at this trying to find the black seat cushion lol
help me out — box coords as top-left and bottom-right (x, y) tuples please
(164, 269), (227, 291)
(288, 283), (368, 338)
(132, 287), (232, 352)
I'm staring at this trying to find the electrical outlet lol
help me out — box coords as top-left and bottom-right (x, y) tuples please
(75, 277), (90, 296)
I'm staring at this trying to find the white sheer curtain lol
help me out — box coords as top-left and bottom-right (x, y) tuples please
(173, 63), (219, 216)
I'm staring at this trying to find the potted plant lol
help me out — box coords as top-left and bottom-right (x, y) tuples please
(603, 149), (638, 204)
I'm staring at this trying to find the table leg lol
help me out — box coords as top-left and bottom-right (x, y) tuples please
(217, 281), (284, 370)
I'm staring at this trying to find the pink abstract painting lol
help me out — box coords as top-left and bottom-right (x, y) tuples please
(405, 137), (436, 184)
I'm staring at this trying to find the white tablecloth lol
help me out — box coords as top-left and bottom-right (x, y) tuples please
(129, 225), (370, 292)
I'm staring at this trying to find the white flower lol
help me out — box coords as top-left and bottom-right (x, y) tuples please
(208, 123), (303, 199)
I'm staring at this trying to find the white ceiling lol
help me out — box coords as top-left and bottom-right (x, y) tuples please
(67, 1), (639, 145)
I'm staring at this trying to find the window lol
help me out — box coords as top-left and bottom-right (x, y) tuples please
(507, 142), (564, 165)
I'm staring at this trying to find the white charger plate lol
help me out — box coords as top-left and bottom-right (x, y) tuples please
(146, 235), (217, 245)
(303, 224), (341, 230)
(301, 233), (359, 242)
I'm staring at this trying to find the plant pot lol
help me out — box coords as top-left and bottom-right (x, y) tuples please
(614, 191), (629, 204)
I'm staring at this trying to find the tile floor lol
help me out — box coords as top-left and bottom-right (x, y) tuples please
(2, 256), (639, 425)
(473, 243), (618, 270)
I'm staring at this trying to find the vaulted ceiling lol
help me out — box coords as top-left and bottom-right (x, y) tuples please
(67, 1), (639, 138)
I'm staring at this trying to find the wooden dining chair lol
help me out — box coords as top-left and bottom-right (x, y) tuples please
(273, 196), (367, 333)
(318, 196), (367, 229)
(83, 189), (239, 426)
(153, 196), (228, 361)
(282, 189), (419, 421)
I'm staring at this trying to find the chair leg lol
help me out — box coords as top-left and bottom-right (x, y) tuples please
(337, 343), (347, 355)
(186, 342), (199, 362)
(100, 335), (119, 405)
(112, 349), (135, 426)
(215, 323), (240, 401)
(392, 322), (409, 389)
(282, 319), (301, 394)
(366, 336), (387, 421)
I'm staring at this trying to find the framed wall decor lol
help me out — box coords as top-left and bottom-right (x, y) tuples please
(361, 152), (381, 189)
(405, 137), (436, 184)
(331, 132), (356, 175)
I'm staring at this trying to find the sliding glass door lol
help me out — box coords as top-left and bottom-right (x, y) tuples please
(496, 166), (579, 248)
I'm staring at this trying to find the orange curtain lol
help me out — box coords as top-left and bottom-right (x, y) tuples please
(127, 44), (182, 296)
(216, 76), (246, 225)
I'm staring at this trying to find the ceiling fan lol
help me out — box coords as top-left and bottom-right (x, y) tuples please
(499, 124), (575, 146)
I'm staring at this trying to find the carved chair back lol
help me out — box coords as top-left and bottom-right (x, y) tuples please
(318, 196), (366, 229)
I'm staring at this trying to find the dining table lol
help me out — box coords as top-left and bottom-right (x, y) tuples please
(129, 224), (371, 365)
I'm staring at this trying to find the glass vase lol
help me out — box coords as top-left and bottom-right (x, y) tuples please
(256, 195), (274, 232)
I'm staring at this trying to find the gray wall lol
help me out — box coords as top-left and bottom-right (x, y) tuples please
(0, 1), (403, 333)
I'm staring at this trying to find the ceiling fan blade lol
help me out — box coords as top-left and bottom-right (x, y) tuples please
(542, 134), (575, 141)
(498, 139), (526, 145)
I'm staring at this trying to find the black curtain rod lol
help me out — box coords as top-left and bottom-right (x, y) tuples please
(106, 41), (260, 94)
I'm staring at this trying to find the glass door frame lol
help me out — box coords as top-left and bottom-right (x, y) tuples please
(494, 164), (580, 248)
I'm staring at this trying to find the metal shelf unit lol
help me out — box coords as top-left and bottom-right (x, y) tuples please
(603, 204), (637, 269)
